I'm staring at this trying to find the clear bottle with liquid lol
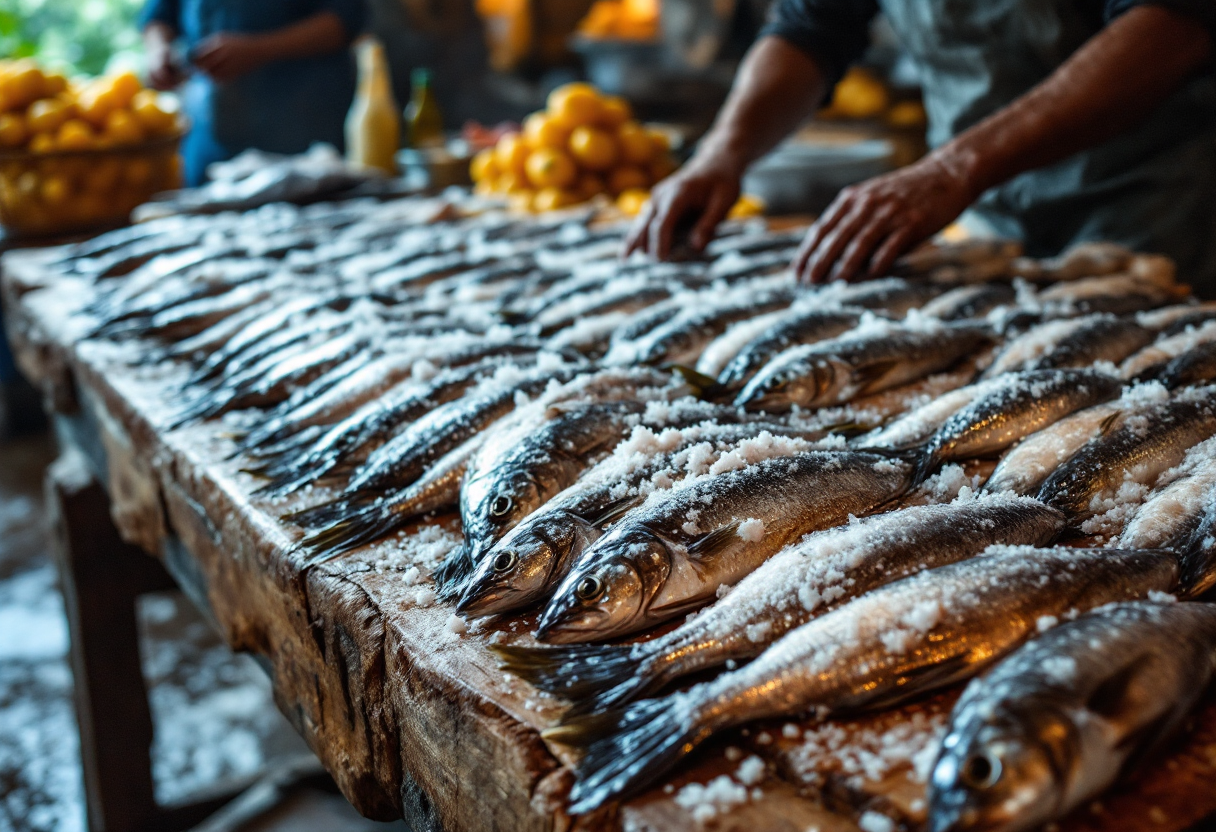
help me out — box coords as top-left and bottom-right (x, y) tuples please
(404, 68), (444, 149)
(345, 38), (400, 173)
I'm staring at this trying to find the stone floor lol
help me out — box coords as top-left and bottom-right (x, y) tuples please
(0, 430), (406, 832)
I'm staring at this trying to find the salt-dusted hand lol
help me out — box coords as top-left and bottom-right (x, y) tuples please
(794, 151), (978, 284)
(192, 32), (268, 82)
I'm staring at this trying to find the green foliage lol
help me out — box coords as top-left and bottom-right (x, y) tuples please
(0, 0), (145, 77)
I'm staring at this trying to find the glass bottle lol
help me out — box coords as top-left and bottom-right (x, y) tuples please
(345, 38), (400, 173)
(404, 68), (444, 149)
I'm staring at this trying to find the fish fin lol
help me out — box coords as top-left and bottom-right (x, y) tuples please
(563, 698), (706, 814)
(433, 543), (475, 598)
(585, 496), (641, 529)
(854, 359), (901, 393)
(1086, 660), (1147, 721)
(297, 498), (408, 559)
(847, 652), (978, 712)
(1097, 410), (1122, 437)
(687, 523), (741, 560)
(910, 448), (942, 489)
(281, 495), (362, 530)
(491, 642), (639, 701)
(669, 365), (723, 399)
(1175, 507), (1216, 599)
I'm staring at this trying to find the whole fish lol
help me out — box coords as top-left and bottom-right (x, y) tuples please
(911, 369), (1123, 483)
(498, 494), (1064, 716)
(561, 545), (1179, 812)
(853, 383), (996, 451)
(1157, 340), (1216, 389)
(736, 321), (992, 412)
(1037, 390), (1216, 519)
(982, 314), (1151, 379)
(713, 307), (866, 391)
(457, 423), (827, 617)
(1120, 319), (1216, 379)
(927, 601), (1216, 832)
(823, 276), (949, 315)
(1137, 301), (1216, 335)
(536, 450), (913, 642)
(919, 282), (1018, 321)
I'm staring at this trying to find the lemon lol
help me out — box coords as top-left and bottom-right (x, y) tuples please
(608, 165), (648, 195)
(598, 95), (632, 129)
(131, 90), (179, 135)
(56, 119), (95, 151)
(106, 71), (143, 109)
(522, 112), (571, 150)
(616, 122), (655, 166)
(494, 133), (530, 178)
(568, 126), (618, 172)
(615, 188), (650, 217)
(547, 84), (603, 130)
(104, 109), (145, 145)
(0, 113), (28, 148)
(524, 147), (577, 189)
(533, 187), (580, 212)
(470, 148), (499, 183)
(27, 97), (73, 135)
(77, 84), (120, 128)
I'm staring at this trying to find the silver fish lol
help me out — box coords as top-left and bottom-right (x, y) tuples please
(982, 314), (1152, 379)
(1037, 390), (1216, 519)
(983, 402), (1126, 496)
(927, 601), (1216, 832)
(919, 283), (1018, 321)
(561, 545), (1179, 812)
(1157, 340), (1216, 389)
(499, 494), (1064, 715)
(714, 307), (866, 391)
(536, 450), (912, 642)
(736, 321), (992, 412)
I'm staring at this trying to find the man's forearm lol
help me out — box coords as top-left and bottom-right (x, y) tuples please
(941, 5), (1213, 200)
(696, 36), (829, 175)
(257, 11), (351, 63)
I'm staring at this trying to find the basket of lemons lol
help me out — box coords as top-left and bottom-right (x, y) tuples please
(470, 82), (679, 216)
(0, 59), (185, 238)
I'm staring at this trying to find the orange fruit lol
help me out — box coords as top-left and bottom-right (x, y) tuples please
(495, 170), (528, 194)
(648, 153), (678, 183)
(616, 188), (650, 217)
(576, 172), (607, 200)
(106, 71), (143, 108)
(608, 165), (649, 195)
(568, 126), (617, 172)
(547, 83), (602, 129)
(470, 147), (498, 182)
(598, 95), (632, 128)
(473, 179), (497, 197)
(104, 109), (145, 145)
(28, 132), (56, 154)
(524, 147), (577, 189)
(494, 132), (530, 177)
(522, 112), (570, 150)
(131, 90), (178, 134)
(26, 97), (73, 135)
(533, 187), (580, 212)
(0, 112), (28, 148)
(645, 127), (671, 153)
(728, 194), (766, 219)
(56, 119), (95, 151)
(77, 84), (120, 127)
(508, 189), (535, 213)
(617, 122), (655, 165)
(4, 62), (47, 110)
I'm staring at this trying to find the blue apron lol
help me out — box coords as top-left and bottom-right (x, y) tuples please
(880, 0), (1216, 295)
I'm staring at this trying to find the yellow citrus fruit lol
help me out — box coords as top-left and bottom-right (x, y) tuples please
(648, 153), (678, 183)
(508, 189), (535, 213)
(728, 194), (766, 219)
(131, 90), (178, 134)
(524, 147), (577, 189)
(0, 112), (28, 148)
(547, 83), (603, 129)
(40, 175), (70, 207)
(494, 133), (530, 177)
(43, 73), (69, 97)
(104, 109), (145, 145)
(56, 119), (95, 151)
(26, 97), (73, 135)
(106, 71), (143, 108)
(522, 111), (571, 150)
(616, 188), (650, 216)
(598, 95), (632, 129)
(495, 170), (527, 194)
(470, 147), (499, 183)
(608, 165), (649, 195)
(28, 132), (56, 154)
(886, 100), (927, 129)
(77, 84), (120, 128)
(473, 179), (497, 197)
(617, 122), (655, 165)
(568, 126), (617, 172)
(533, 187), (580, 212)
(5, 62), (47, 110)
(646, 127), (671, 154)
(576, 172), (607, 200)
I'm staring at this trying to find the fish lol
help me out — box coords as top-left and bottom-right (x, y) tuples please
(456, 423), (827, 617)
(1036, 389), (1216, 519)
(736, 321), (992, 412)
(713, 307), (866, 392)
(983, 402), (1127, 496)
(1036, 269), (1184, 316)
(1136, 301), (1216, 334)
(559, 545), (1179, 812)
(982, 314), (1152, 379)
(853, 383), (997, 451)
(918, 282), (1018, 321)
(927, 601), (1216, 832)
(910, 369), (1123, 484)
(823, 276), (949, 315)
(497, 493), (1065, 716)
(1156, 340), (1216, 389)
(535, 449), (913, 642)
(1120, 319), (1216, 379)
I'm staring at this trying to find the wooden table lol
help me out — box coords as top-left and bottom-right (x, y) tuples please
(5, 242), (1216, 832)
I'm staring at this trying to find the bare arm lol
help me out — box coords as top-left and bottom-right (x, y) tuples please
(193, 11), (352, 83)
(624, 36), (829, 257)
(143, 20), (185, 90)
(798, 4), (1214, 283)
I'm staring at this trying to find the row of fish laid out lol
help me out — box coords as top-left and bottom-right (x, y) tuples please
(62, 192), (1216, 829)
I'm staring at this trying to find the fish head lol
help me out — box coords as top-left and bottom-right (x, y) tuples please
(460, 466), (545, 563)
(535, 528), (668, 643)
(735, 358), (835, 413)
(928, 702), (1075, 832)
(457, 511), (591, 617)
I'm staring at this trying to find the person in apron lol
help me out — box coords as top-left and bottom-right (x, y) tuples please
(625, 1), (1216, 296)
(141, 0), (367, 186)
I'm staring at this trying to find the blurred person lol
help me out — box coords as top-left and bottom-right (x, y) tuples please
(141, 0), (368, 185)
(626, 1), (1216, 296)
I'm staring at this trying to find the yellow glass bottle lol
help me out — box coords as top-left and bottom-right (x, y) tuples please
(345, 38), (400, 174)
(404, 68), (444, 149)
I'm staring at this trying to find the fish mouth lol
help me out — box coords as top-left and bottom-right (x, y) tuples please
(455, 576), (525, 617)
(734, 385), (791, 414)
(534, 601), (613, 643)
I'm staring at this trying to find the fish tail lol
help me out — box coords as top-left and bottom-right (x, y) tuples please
(281, 494), (363, 530)
(297, 498), (404, 558)
(432, 544), (475, 599)
(1176, 507), (1216, 599)
(910, 448), (942, 488)
(669, 365), (724, 400)
(491, 643), (642, 703)
(560, 698), (706, 814)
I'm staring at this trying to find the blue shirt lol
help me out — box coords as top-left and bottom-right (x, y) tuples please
(140, 0), (367, 185)
(763, 0), (1216, 296)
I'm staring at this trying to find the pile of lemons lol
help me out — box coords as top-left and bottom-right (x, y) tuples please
(470, 83), (678, 216)
(0, 59), (183, 235)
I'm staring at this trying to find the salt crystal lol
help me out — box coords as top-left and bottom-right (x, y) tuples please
(446, 615), (467, 635)
(782, 724), (801, 740)
(1036, 614), (1059, 633)
(858, 811), (895, 832)
(736, 756), (765, 785)
(737, 518), (766, 543)
(412, 586), (437, 606)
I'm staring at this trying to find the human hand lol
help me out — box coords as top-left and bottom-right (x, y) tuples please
(793, 151), (979, 284)
(147, 48), (185, 90)
(622, 153), (742, 259)
(192, 32), (268, 82)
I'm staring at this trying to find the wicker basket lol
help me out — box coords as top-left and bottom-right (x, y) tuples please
(0, 131), (183, 239)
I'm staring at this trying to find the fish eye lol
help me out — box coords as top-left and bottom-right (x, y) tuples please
(491, 550), (517, 573)
(575, 575), (604, 601)
(960, 752), (1003, 790)
(489, 494), (513, 517)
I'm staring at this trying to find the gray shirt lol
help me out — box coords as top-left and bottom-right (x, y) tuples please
(764, 0), (1216, 296)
